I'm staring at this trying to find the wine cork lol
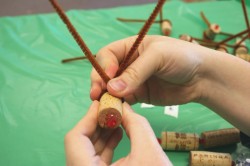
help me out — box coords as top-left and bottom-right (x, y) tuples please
(235, 39), (248, 56)
(161, 20), (172, 36)
(98, 92), (122, 129)
(201, 128), (240, 148)
(161, 131), (199, 151)
(179, 34), (199, 44)
(236, 53), (250, 62)
(203, 24), (221, 40)
(190, 151), (232, 166)
(216, 44), (228, 53)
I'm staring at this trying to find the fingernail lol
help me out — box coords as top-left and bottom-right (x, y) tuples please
(108, 79), (127, 92)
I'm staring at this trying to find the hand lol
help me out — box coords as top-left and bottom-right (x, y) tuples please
(64, 101), (172, 166)
(64, 101), (123, 166)
(90, 35), (208, 105)
(112, 102), (172, 166)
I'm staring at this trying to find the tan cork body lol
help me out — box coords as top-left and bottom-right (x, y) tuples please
(201, 128), (240, 148)
(161, 20), (172, 36)
(161, 131), (199, 151)
(190, 151), (232, 166)
(98, 92), (122, 129)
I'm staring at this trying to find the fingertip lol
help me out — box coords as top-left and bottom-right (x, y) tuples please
(107, 78), (128, 97)
(90, 83), (103, 101)
(121, 102), (135, 130)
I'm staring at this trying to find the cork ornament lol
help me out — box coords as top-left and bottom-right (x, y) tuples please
(49, 0), (165, 129)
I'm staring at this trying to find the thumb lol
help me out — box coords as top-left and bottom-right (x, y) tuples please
(107, 50), (160, 97)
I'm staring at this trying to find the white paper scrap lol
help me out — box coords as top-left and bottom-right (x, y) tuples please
(164, 105), (179, 118)
(141, 103), (155, 108)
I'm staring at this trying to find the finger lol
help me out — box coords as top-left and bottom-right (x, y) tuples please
(90, 126), (102, 143)
(90, 45), (121, 100)
(100, 127), (123, 164)
(94, 129), (116, 154)
(107, 43), (162, 98)
(121, 103), (161, 154)
(73, 101), (99, 137)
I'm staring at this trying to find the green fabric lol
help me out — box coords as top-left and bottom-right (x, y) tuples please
(0, 0), (249, 165)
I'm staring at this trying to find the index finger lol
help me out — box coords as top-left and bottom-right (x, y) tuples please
(90, 37), (137, 100)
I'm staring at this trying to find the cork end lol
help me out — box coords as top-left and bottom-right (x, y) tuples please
(98, 108), (122, 129)
(210, 24), (221, 33)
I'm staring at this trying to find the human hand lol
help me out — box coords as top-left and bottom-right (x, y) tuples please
(112, 102), (172, 166)
(64, 101), (172, 166)
(90, 35), (208, 105)
(64, 101), (123, 166)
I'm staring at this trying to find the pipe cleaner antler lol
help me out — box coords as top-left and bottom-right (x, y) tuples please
(49, 0), (165, 129)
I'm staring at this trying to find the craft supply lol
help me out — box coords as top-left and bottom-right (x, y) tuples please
(160, 131), (199, 151)
(116, 0), (166, 76)
(49, 0), (123, 129)
(49, 0), (110, 83)
(179, 34), (199, 44)
(189, 151), (233, 166)
(241, 0), (250, 38)
(49, 0), (165, 129)
(200, 11), (221, 40)
(203, 23), (221, 40)
(200, 128), (240, 149)
(161, 19), (172, 36)
(235, 38), (248, 56)
(216, 44), (228, 53)
(158, 128), (240, 151)
(62, 56), (88, 63)
(234, 38), (250, 62)
(98, 92), (122, 128)
(218, 28), (250, 46)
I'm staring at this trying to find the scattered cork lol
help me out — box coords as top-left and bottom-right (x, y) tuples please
(161, 131), (199, 151)
(190, 151), (233, 166)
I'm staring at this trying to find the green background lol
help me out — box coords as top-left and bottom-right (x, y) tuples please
(0, 0), (249, 165)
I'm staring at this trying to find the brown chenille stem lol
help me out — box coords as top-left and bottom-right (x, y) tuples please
(217, 28), (250, 45)
(62, 56), (88, 63)
(241, 0), (250, 38)
(49, 0), (110, 83)
(160, 9), (163, 24)
(192, 37), (235, 48)
(117, 17), (168, 24)
(116, 0), (166, 76)
(235, 34), (249, 47)
(220, 31), (234, 37)
(200, 11), (211, 27)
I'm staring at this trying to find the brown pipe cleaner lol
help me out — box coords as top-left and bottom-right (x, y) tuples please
(49, 0), (110, 83)
(116, 0), (166, 76)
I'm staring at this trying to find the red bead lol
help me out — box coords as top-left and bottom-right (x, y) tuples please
(215, 24), (219, 30)
(105, 113), (117, 128)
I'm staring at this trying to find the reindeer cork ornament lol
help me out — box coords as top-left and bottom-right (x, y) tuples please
(203, 24), (221, 40)
(179, 34), (199, 44)
(216, 44), (228, 53)
(98, 92), (122, 128)
(49, 0), (166, 129)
